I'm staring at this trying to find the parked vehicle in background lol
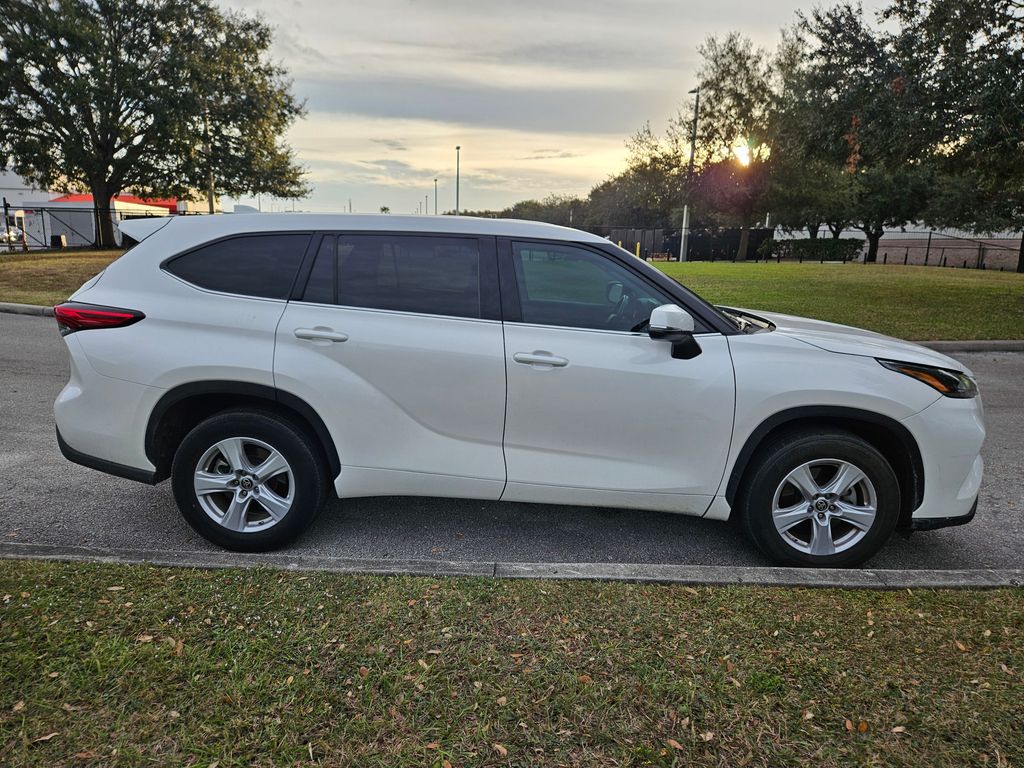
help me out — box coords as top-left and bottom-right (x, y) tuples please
(52, 214), (984, 567)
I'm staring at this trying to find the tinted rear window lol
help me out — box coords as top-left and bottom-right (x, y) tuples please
(301, 234), (481, 319)
(166, 234), (311, 299)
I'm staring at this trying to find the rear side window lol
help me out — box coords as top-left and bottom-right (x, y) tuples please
(166, 234), (311, 299)
(301, 234), (481, 319)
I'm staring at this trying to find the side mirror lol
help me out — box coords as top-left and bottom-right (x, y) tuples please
(648, 304), (702, 360)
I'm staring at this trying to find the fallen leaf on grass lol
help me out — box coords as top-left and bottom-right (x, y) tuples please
(892, 726), (907, 734)
(425, 742), (441, 750)
(858, 720), (869, 733)
(106, 586), (125, 592)
(135, 635), (154, 644)
(32, 732), (59, 743)
(358, 666), (369, 678)
(418, 659), (429, 670)
(496, 696), (507, 706)
(286, 675), (294, 685)
(667, 738), (684, 751)
(443, 760), (452, 768)
(578, 674), (592, 684)
(47, 672), (59, 678)
(802, 710), (814, 721)
(845, 719), (854, 732)
(700, 731), (715, 742)
(174, 639), (185, 656)
(12, 701), (24, 712)
(74, 751), (98, 759)
(20, 591), (29, 598)
(954, 640), (968, 652)
(493, 742), (508, 757)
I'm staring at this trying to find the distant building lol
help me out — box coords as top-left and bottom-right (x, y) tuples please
(0, 169), (55, 208)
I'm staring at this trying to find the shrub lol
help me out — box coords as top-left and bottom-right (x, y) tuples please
(757, 238), (864, 262)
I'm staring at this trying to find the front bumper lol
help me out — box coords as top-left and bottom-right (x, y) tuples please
(901, 391), (985, 525)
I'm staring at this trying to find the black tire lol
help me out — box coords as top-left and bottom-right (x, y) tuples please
(736, 428), (900, 568)
(171, 409), (327, 552)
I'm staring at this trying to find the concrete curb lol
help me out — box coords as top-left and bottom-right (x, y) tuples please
(1, 542), (1021, 589)
(0, 301), (53, 317)
(1, 302), (1021, 352)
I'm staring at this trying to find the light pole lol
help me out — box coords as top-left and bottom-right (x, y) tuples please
(680, 86), (701, 262)
(434, 178), (438, 215)
(425, 194), (429, 215)
(455, 145), (461, 215)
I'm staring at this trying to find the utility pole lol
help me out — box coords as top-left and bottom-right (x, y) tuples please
(434, 178), (438, 214)
(202, 109), (216, 214)
(425, 194), (429, 215)
(679, 86), (700, 262)
(455, 145), (461, 215)
(2, 197), (11, 251)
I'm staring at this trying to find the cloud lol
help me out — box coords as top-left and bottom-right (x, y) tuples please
(518, 149), (581, 160)
(297, 76), (668, 135)
(370, 138), (409, 151)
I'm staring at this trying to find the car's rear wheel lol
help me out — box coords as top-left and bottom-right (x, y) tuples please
(737, 429), (900, 568)
(171, 409), (327, 551)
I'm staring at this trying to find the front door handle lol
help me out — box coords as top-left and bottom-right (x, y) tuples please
(513, 351), (569, 368)
(294, 326), (348, 343)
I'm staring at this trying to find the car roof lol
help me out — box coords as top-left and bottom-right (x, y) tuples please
(120, 212), (608, 246)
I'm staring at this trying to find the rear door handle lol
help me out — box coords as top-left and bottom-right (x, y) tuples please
(294, 326), (348, 343)
(513, 351), (569, 368)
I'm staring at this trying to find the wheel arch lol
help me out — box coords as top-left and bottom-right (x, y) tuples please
(145, 381), (341, 483)
(725, 406), (925, 529)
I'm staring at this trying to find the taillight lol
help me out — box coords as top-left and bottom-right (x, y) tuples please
(53, 302), (145, 336)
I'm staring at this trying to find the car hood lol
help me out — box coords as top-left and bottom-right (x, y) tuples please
(726, 307), (970, 374)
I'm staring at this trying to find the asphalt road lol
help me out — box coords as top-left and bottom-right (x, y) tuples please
(1, 311), (1021, 570)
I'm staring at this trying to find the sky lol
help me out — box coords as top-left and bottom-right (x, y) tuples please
(220, 0), (886, 215)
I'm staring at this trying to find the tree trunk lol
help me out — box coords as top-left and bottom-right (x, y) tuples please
(828, 222), (844, 239)
(90, 182), (117, 248)
(807, 223), (820, 239)
(736, 223), (750, 261)
(1017, 231), (1024, 273)
(865, 231), (882, 263)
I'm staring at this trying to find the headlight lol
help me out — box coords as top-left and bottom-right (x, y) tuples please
(878, 359), (978, 398)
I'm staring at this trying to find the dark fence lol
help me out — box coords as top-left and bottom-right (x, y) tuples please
(588, 226), (776, 262)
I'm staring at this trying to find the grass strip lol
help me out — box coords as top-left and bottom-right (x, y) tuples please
(1, 559), (1021, 766)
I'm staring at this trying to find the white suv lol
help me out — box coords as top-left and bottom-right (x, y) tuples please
(53, 214), (984, 567)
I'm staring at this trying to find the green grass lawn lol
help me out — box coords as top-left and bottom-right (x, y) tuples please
(658, 261), (1024, 340)
(1, 559), (1022, 767)
(0, 249), (120, 307)
(1, 249), (1022, 340)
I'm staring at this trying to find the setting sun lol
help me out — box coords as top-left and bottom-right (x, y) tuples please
(733, 142), (752, 166)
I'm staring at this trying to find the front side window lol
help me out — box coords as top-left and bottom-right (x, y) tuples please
(302, 234), (481, 319)
(165, 234), (311, 299)
(511, 241), (671, 331)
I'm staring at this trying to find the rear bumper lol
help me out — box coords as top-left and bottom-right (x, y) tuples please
(57, 427), (157, 485)
(910, 496), (977, 531)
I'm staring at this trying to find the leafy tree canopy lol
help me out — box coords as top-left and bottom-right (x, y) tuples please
(0, 0), (308, 244)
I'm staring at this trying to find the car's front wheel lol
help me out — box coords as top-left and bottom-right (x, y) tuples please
(737, 429), (900, 567)
(171, 409), (327, 551)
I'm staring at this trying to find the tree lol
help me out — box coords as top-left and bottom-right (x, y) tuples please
(886, 0), (1024, 270)
(686, 33), (776, 259)
(0, 0), (308, 246)
(790, 3), (938, 261)
(379, 206), (391, 214)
